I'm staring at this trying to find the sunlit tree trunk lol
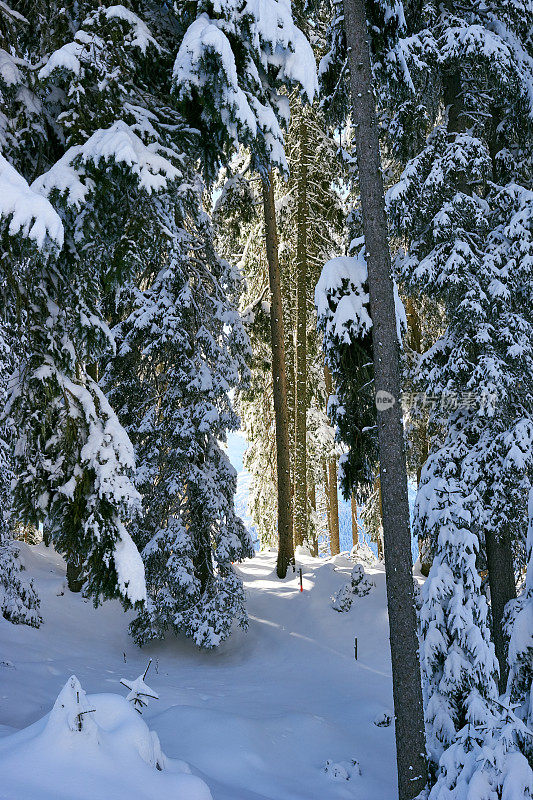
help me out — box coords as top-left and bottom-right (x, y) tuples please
(294, 115), (309, 548)
(261, 171), (294, 578)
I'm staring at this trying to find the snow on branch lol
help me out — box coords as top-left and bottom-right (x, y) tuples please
(315, 253), (372, 346)
(173, 15), (258, 141)
(39, 5), (160, 82)
(33, 122), (180, 208)
(26, 358), (146, 605)
(0, 155), (64, 250)
(0, 1), (28, 24)
(316, 248), (406, 354)
(104, 6), (161, 54)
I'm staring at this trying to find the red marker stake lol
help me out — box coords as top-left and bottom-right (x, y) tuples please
(299, 567), (303, 592)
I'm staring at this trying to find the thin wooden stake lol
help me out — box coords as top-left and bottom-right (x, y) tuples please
(143, 658), (152, 680)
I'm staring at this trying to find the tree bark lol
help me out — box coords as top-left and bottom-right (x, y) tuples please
(261, 171), (295, 578)
(324, 364), (340, 555)
(327, 460), (340, 555)
(342, 1), (428, 796)
(486, 529), (516, 693)
(351, 493), (359, 548)
(322, 459), (331, 537)
(294, 115), (309, 549)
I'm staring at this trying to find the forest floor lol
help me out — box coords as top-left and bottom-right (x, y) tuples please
(0, 544), (403, 799)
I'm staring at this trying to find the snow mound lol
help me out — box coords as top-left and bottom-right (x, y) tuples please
(0, 676), (212, 800)
(324, 758), (361, 781)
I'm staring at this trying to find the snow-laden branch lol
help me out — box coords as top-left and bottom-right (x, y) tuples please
(0, 155), (64, 250)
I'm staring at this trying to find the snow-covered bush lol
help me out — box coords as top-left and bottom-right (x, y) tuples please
(120, 661), (158, 715)
(373, 711), (392, 728)
(331, 564), (374, 612)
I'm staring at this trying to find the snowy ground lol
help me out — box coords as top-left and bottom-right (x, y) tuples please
(0, 544), (400, 800)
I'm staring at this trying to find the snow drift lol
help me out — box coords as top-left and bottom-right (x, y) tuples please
(0, 675), (212, 800)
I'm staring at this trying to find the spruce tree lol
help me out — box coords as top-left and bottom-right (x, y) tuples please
(381, 0), (533, 792)
(386, 0), (533, 695)
(0, 1), (216, 606)
(105, 174), (253, 648)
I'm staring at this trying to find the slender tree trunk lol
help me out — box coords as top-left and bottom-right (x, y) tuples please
(324, 364), (340, 555)
(294, 114), (309, 549)
(342, 1), (428, 796)
(261, 171), (294, 578)
(322, 459), (331, 539)
(351, 493), (359, 548)
(308, 480), (318, 555)
(486, 529), (516, 693)
(327, 460), (340, 555)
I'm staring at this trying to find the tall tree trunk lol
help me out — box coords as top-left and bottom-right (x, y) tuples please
(324, 364), (340, 555)
(342, 1), (428, 796)
(261, 171), (294, 578)
(327, 460), (340, 555)
(294, 114), (309, 549)
(322, 459), (331, 538)
(308, 480), (318, 555)
(351, 493), (359, 548)
(309, 480), (316, 513)
(486, 529), (516, 693)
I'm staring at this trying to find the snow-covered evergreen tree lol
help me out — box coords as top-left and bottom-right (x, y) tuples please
(0, 322), (40, 627)
(0, 2), (199, 606)
(418, 465), (499, 766)
(172, 0), (317, 177)
(105, 173), (254, 648)
(381, 0), (533, 792)
(315, 249), (377, 499)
